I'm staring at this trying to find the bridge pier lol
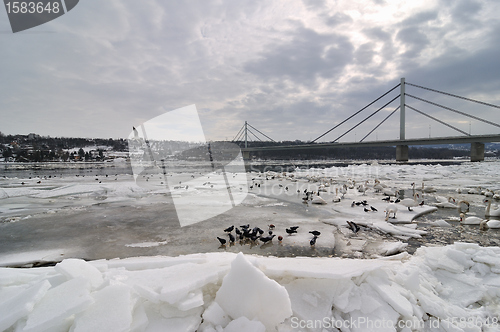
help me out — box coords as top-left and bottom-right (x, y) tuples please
(242, 151), (250, 161)
(241, 151), (251, 172)
(396, 145), (408, 162)
(470, 142), (485, 162)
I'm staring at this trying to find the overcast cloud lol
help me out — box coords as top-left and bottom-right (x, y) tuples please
(1, 0), (500, 142)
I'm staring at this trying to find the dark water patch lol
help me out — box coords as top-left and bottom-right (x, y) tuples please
(246, 159), (466, 173)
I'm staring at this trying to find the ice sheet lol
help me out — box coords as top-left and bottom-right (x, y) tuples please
(0, 243), (497, 331)
(2, 161), (500, 330)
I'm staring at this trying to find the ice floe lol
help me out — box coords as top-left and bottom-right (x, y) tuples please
(1, 243), (499, 331)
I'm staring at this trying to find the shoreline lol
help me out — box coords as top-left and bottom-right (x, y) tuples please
(2, 157), (497, 171)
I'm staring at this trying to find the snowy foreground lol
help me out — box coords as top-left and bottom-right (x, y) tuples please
(1, 243), (500, 332)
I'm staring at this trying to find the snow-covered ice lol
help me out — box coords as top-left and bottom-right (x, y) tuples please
(1, 160), (500, 331)
(0, 244), (499, 331)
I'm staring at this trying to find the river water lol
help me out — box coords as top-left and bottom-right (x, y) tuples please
(0, 160), (499, 267)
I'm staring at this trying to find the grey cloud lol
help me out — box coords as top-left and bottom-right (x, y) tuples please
(363, 27), (391, 41)
(408, 45), (500, 96)
(354, 43), (376, 65)
(301, 0), (327, 10)
(324, 12), (353, 27)
(244, 27), (354, 86)
(396, 27), (430, 59)
(399, 10), (438, 27)
(449, 0), (482, 24)
(362, 27), (396, 62)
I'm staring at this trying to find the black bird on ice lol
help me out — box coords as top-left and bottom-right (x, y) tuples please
(259, 235), (275, 244)
(346, 221), (360, 233)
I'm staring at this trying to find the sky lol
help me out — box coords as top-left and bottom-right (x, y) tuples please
(1, 0), (500, 143)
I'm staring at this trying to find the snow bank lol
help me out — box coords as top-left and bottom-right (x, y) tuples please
(1, 243), (499, 331)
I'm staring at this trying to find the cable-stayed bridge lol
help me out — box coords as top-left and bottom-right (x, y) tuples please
(231, 78), (500, 162)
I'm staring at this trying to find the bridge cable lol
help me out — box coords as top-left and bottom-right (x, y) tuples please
(231, 124), (245, 142)
(246, 123), (276, 142)
(233, 129), (245, 143)
(360, 106), (399, 142)
(405, 104), (470, 136)
(246, 128), (264, 142)
(231, 124), (243, 142)
(243, 127), (260, 142)
(311, 83), (401, 143)
(406, 93), (500, 129)
(406, 82), (500, 110)
(333, 95), (400, 142)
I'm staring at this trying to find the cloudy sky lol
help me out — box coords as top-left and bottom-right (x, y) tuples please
(1, 0), (500, 143)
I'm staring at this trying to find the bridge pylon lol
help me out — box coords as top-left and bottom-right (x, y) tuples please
(397, 77), (408, 162)
(231, 121), (276, 161)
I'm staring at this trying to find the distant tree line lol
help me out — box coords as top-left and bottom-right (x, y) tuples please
(0, 130), (497, 162)
(0, 132), (128, 162)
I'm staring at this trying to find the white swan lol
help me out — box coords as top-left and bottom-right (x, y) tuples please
(468, 187), (481, 195)
(357, 181), (368, 195)
(480, 220), (488, 231)
(459, 213), (484, 225)
(457, 200), (470, 214)
(332, 188), (341, 203)
(373, 180), (385, 193)
(340, 184), (347, 198)
(434, 196), (457, 208)
(420, 182), (436, 193)
(311, 195), (327, 205)
(399, 193), (420, 211)
(480, 220), (500, 230)
(382, 188), (398, 197)
(384, 203), (398, 220)
(482, 189), (494, 197)
(484, 198), (500, 218)
(435, 195), (451, 203)
(486, 220), (500, 229)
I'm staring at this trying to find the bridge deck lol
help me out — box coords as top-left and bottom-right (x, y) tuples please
(241, 134), (500, 152)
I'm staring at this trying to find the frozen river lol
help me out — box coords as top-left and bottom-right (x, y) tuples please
(0, 159), (499, 266)
(1, 159), (500, 332)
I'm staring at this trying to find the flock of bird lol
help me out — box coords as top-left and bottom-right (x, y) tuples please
(216, 223), (326, 248)
(246, 171), (500, 237)
(12, 172), (121, 185)
(293, 179), (433, 222)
